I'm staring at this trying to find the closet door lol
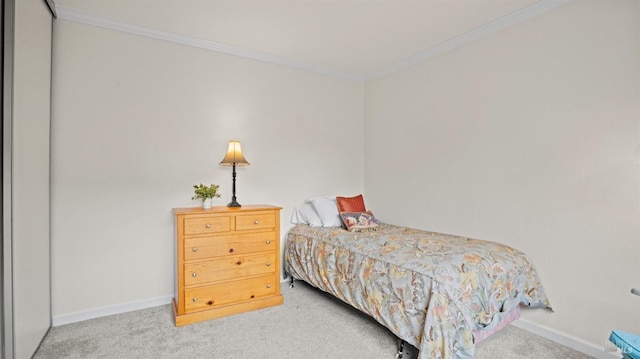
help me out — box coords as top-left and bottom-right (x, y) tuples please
(3, 0), (53, 357)
(1, 0), (9, 356)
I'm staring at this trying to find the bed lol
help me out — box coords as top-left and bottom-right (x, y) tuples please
(285, 222), (551, 359)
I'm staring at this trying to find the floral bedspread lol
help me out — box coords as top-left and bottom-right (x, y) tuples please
(285, 224), (551, 359)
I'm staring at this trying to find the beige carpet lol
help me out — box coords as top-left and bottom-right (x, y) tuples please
(34, 281), (592, 359)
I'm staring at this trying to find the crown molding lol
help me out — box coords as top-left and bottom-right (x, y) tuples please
(54, 5), (366, 83)
(365, 0), (572, 81)
(55, 1), (571, 83)
(45, 0), (57, 18)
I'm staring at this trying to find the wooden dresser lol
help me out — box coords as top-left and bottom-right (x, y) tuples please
(172, 205), (283, 326)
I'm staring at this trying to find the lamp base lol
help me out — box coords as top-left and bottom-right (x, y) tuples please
(227, 200), (241, 208)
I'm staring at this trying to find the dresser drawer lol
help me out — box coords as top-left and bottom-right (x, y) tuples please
(235, 212), (276, 231)
(185, 252), (276, 286)
(184, 216), (231, 235)
(184, 275), (277, 312)
(184, 231), (275, 261)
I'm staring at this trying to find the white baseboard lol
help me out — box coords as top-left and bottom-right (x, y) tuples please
(51, 295), (173, 327)
(52, 280), (292, 326)
(512, 318), (621, 359)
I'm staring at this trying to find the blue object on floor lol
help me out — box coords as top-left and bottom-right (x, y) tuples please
(610, 330), (640, 359)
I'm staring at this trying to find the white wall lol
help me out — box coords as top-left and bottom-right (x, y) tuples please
(50, 0), (640, 353)
(51, 20), (364, 320)
(366, 0), (639, 349)
(12, 0), (52, 356)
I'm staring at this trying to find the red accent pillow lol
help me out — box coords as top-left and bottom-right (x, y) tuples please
(336, 194), (366, 213)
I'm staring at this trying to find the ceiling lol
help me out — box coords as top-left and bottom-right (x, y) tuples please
(53, 0), (565, 80)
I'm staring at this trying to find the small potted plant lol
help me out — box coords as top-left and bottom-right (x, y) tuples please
(192, 183), (221, 210)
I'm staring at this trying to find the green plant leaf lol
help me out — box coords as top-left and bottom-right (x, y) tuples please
(191, 183), (222, 200)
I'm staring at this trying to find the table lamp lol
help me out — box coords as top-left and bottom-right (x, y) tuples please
(219, 140), (250, 207)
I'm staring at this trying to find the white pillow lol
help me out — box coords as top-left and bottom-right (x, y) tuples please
(290, 209), (301, 224)
(290, 203), (323, 227)
(311, 197), (342, 227)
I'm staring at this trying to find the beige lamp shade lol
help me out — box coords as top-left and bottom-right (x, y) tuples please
(219, 141), (250, 166)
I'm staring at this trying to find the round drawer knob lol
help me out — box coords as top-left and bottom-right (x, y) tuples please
(266, 284), (271, 289)
(236, 261), (242, 265)
(193, 297), (197, 302)
(254, 220), (259, 225)
(192, 272), (197, 277)
(266, 262), (271, 267)
(229, 248), (234, 253)
(266, 240), (271, 244)
(205, 223), (211, 228)
(192, 247), (198, 252)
